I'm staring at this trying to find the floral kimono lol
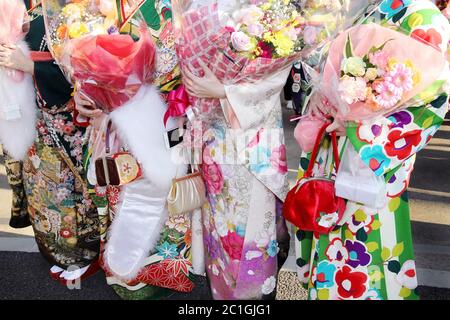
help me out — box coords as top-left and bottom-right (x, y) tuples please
(294, 0), (450, 300)
(20, 2), (100, 269)
(91, 0), (196, 300)
(193, 66), (291, 300)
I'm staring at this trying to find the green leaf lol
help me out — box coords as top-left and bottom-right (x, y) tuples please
(366, 242), (379, 252)
(356, 228), (368, 242)
(392, 8), (408, 23)
(381, 247), (391, 261)
(369, 270), (384, 283)
(371, 220), (382, 231)
(345, 35), (354, 58)
(296, 230), (306, 242)
(399, 287), (412, 298)
(296, 258), (307, 268)
(392, 242), (405, 257)
(388, 260), (401, 274)
(300, 157), (310, 171)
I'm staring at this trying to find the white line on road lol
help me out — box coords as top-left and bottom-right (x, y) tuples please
(0, 237), (39, 253)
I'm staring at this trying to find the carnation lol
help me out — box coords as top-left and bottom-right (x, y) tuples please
(338, 76), (368, 104)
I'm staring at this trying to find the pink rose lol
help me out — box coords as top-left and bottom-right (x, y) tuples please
(221, 232), (244, 260)
(270, 145), (288, 174)
(247, 23), (264, 37)
(231, 31), (253, 52)
(201, 162), (224, 195)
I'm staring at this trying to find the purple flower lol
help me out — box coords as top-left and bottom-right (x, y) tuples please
(107, 26), (119, 35)
(205, 234), (220, 260)
(388, 111), (412, 129)
(344, 240), (372, 268)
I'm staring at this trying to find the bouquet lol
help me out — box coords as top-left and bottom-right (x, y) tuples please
(42, 0), (156, 113)
(171, 0), (352, 94)
(0, 0), (37, 160)
(301, 0), (450, 122)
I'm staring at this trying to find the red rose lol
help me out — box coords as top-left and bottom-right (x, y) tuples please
(335, 265), (368, 299)
(384, 129), (422, 160)
(221, 231), (244, 261)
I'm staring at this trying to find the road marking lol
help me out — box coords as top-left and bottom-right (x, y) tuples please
(0, 237), (39, 253)
(417, 268), (450, 289)
(409, 187), (450, 199)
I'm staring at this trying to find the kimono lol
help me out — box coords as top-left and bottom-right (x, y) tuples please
(193, 65), (292, 299)
(18, 2), (100, 269)
(92, 0), (196, 300)
(294, 0), (450, 300)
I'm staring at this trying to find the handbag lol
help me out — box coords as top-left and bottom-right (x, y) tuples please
(283, 123), (347, 234)
(167, 166), (207, 216)
(95, 121), (142, 187)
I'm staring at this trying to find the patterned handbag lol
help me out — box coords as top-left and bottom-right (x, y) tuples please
(95, 121), (142, 187)
(283, 123), (347, 234)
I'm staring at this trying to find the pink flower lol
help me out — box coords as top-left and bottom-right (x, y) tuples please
(369, 51), (389, 69)
(303, 27), (318, 45)
(230, 31), (254, 52)
(201, 162), (224, 195)
(221, 232), (244, 260)
(338, 76), (367, 104)
(385, 63), (414, 93)
(374, 81), (402, 109)
(270, 145), (288, 174)
(247, 23), (264, 37)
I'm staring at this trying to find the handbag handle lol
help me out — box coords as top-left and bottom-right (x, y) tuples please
(105, 120), (112, 155)
(305, 122), (341, 178)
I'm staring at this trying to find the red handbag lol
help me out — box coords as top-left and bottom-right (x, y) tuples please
(283, 123), (347, 234)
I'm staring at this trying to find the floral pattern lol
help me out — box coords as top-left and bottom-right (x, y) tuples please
(90, 1), (196, 300)
(295, 1), (449, 300)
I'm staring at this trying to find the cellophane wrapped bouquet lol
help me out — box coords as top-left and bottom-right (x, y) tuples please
(42, 0), (156, 113)
(0, 0), (37, 160)
(171, 0), (353, 110)
(301, 0), (450, 123)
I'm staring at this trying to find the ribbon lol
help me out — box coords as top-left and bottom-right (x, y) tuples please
(164, 84), (190, 127)
(30, 51), (53, 62)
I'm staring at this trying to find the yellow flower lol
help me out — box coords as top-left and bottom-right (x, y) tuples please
(62, 3), (84, 19)
(68, 22), (89, 39)
(387, 58), (398, 70)
(364, 68), (378, 81)
(272, 31), (294, 57)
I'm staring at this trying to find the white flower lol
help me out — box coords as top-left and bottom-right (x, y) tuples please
(365, 68), (378, 81)
(215, 215), (229, 237)
(231, 31), (254, 52)
(342, 57), (367, 77)
(248, 270), (255, 276)
(245, 250), (263, 261)
(297, 264), (310, 284)
(338, 76), (368, 104)
(212, 264), (220, 276)
(325, 239), (349, 267)
(396, 260), (418, 290)
(318, 212), (339, 228)
(261, 276), (276, 295)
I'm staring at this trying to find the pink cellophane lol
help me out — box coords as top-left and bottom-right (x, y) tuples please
(173, 3), (301, 111)
(69, 26), (156, 113)
(322, 23), (448, 121)
(0, 0), (27, 82)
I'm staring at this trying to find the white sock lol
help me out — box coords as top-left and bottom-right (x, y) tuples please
(60, 265), (90, 281)
(50, 265), (64, 274)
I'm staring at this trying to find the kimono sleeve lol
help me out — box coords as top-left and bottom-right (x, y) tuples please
(220, 67), (291, 130)
(34, 60), (73, 107)
(346, 92), (449, 177)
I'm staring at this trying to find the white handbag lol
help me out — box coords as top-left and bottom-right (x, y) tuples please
(335, 143), (387, 209)
(167, 166), (207, 216)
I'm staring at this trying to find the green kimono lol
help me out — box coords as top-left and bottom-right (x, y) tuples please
(295, 0), (450, 300)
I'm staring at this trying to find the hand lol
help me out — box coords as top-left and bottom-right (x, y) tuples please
(0, 44), (34, 74)
(74, 91), (103, 118)
(182, 60), (226, 99)
(326, 118), (347, 136)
